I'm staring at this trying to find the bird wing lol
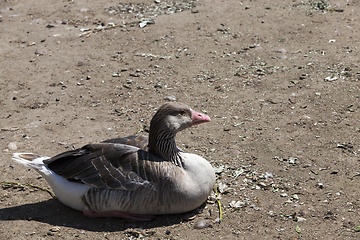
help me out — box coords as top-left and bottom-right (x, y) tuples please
(102, 135), (148, 150)
(43, 142), (167, 191)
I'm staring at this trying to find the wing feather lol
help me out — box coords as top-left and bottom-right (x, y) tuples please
(44, 139), (168, 191)
(102, 135), (148, 149)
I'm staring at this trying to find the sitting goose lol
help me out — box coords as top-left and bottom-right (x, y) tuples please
(12, 102), (215, 221)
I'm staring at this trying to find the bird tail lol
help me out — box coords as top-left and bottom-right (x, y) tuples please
(12, 153), (50, 171)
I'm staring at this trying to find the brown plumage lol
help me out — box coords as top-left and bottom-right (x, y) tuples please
(12, 102), (215, 221)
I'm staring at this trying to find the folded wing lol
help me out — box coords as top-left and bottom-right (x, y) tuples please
(44, 141), (162, 192)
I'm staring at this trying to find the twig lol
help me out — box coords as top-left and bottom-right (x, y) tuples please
(81, 21), (140, 38)
(1, 181), (55, 197)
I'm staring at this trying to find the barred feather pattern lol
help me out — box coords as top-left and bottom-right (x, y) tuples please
(13, 102), (215, 216)
(148, 103), (191, 168)
(82, 169), (190, 215)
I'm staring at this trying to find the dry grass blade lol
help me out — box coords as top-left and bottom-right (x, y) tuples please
(213, 185), (223, 221)
(1, 181), (55, 197)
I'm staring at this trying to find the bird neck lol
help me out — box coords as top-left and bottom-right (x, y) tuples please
(148, 130), (183, 167)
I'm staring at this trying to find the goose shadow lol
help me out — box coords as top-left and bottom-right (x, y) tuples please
(0, 198), (201, 231)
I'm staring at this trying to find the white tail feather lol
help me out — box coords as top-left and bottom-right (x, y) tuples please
(12, 152), (91, 211)
(12, 153), (50, 171)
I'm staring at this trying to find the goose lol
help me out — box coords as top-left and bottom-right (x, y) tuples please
(12, 102), (215, 221)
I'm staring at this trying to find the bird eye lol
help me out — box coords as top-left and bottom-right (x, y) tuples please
(180, 109), (186, 115)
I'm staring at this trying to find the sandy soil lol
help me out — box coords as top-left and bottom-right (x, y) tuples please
(1, 0), (360, 239)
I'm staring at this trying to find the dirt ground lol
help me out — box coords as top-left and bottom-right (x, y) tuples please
(0, 0), (359, 239)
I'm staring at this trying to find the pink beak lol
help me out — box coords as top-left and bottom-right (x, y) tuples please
(190, 109), (211, 126)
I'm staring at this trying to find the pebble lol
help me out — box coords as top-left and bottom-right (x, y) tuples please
(275, 48), (286, 54)
(8, 142), (17, 151)
(264, 172), (273, 179)
(130, 73), (140, 77)
(324, 76), (338, 82)
(297, 217), (307, 222)
(154, 82), (162, 88)
(49, 227), (61, 232)
(164, 95), (176, 101)
(229, 200), (246, 208)
(300, 115), (311, 120)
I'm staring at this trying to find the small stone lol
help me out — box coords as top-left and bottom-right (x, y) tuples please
(139, 21), (147, 28)
(130, 73), (140, 77)
(275, 48), (286, 54)
(126, 79), (133, 84)
(288, 157), (297, 164)
(49, 227), (61, 232)
(292, 194), (300, 200)
(8, 142), (17, 151)
(191, 8), (199, 13)
(164, 95), (176, 101)
(297, 217), (307, 222)
(299, 73), (307, 80)
(80, 28), (91, 32)
(300, 115), (311, 120)
(229, 200), (246, 208)
(213, 165), (224, 174)
(154, 82), (162, 88)
(324, 76), (338, 82)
